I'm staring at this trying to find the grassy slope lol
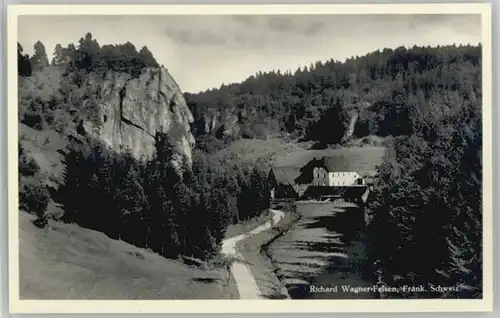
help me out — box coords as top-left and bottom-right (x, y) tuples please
(216, 138), (386, 172)
(214, 138), (313, 168)
(19, 211), (238, 299)
(274, 145), (387, 171)
(19, 123), (69, 219)
(19, 124), (67, 184)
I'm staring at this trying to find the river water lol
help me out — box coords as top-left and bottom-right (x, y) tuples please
(265, 201), (375, 299)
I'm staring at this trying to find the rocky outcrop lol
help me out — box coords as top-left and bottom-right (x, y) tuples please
(341, 102), (372, 143)
(81, 67), (195, 172)
(341, 111), (359, 143)
(215, 112), (240, 138)
(198, 110), (240, 138)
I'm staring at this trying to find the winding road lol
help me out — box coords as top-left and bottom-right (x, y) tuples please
(221, 209), (285, 299)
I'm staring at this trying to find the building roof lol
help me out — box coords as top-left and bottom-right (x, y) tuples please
(301, 156), (381, 176)
(319, 156), (360, 173)
(270, 148), (383, 186)
(275, 147), (385, 174)
(268, 166), (301, 186)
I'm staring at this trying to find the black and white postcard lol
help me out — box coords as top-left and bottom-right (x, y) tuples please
(7, 3), (493, 314)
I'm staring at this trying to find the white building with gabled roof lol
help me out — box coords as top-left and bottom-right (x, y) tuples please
(307, 156), (366, 187)
(329, 171), (364, 186)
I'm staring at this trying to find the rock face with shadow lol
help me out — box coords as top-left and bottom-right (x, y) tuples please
(80, 67), (195, 172)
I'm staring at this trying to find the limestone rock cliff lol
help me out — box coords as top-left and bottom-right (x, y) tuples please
(197, 109), (240, 138)
(341, 102), (372, 143)
(81, 67), (195, 171)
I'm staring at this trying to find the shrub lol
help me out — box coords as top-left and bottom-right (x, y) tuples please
(19, 144), (40, 176)
(240, 128), (256, 139)
(19, 181), (50, 218)
(195, 135), (227, 154)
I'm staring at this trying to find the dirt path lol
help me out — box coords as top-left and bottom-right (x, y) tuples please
(221, 209), (285, 299)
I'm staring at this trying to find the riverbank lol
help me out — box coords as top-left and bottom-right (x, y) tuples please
(235, 202), (300, 299)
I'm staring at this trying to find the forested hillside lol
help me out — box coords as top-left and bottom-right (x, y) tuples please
(185, 44), (481, 148)
(365, 80), (482, 298)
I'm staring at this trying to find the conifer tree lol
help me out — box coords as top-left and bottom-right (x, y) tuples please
(30, 41), (50, 71)
(17, 43), (32, 77)
(113, 150), (147, 245)
(52, 44), (64, 66)
(138, 46), (159, 68)
(60, 145), (88, 224)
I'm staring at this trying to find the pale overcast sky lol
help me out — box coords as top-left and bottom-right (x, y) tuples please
(18, 14), (481, 93)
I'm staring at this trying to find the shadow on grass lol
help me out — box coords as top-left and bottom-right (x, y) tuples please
(266, 203), (375, 299)
(303, 206), (364, 232)
(192, 277), (219, 284)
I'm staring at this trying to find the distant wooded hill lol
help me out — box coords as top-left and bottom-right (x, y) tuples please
(185, 44), (481, 148)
